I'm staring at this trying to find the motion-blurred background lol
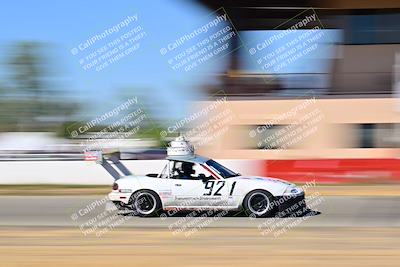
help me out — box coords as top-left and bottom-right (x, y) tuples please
(1, 2), (400, 267)
(1, 0), (400, 185)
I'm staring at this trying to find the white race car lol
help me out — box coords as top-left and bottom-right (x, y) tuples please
(101, 137), (306, 218)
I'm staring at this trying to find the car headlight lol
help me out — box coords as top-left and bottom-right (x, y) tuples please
(283, 186), (303, 195)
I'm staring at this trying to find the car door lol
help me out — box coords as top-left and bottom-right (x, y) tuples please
(200, 178), (230, 207)
(170, 161), (230, 208)
(172, 178), (205, 207)
(167, 161), (203, 207)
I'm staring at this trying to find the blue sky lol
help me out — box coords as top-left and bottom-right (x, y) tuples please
(0, 1), (340, 121)
(0, 0), (225, 120)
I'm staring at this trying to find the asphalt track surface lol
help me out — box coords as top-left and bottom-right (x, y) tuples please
(0, 195), (399, 227)
(1, 196), (400, 267)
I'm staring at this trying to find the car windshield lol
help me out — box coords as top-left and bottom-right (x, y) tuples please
(205, 159), (240, 178)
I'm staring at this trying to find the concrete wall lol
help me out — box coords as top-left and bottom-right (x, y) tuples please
(0, 160), (262, 184)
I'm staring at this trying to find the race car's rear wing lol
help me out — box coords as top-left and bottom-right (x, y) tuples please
(85, 150), (132, 180)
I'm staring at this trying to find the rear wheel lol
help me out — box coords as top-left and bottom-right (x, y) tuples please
(243, 190), (276, 218)
(130, 190), (162, 217)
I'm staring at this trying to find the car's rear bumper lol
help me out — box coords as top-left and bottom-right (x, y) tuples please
(274, 192), (306, 216)
(108, 192), (131, 205)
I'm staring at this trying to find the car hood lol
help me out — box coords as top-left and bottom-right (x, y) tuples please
(231, 175), (293, 186)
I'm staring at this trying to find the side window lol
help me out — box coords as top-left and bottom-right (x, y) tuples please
(169, 161), (214, 180)
(192, 164), (214, 180)
(170, 161), (183, 179)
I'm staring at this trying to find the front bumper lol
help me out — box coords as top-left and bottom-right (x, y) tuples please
(274, 192), (306, 216)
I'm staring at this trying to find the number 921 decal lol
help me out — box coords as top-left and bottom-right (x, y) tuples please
(203, 181), (236, 196)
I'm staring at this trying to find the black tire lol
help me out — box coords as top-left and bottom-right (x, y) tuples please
(243, 189), (276, 218)
(130, 190), (162, 217)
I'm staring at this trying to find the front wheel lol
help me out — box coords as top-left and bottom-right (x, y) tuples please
(130, 190), (162, 217)
(243, 190), (276, 218)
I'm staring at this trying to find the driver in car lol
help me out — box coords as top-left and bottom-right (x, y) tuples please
(179, 162), (196, 179)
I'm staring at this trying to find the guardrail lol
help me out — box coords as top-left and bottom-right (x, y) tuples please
(0, 150), (167, 161)
(0, 153), (85, 161)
